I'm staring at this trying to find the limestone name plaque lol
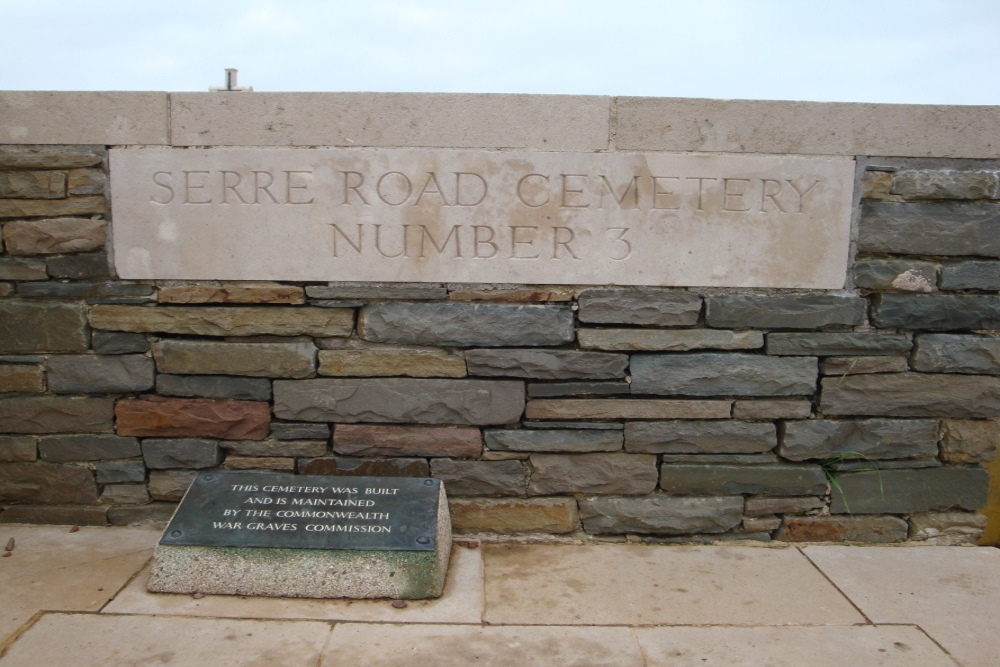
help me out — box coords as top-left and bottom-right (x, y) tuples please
(110, 148), (854, 288)
(149, 471), (451, 599)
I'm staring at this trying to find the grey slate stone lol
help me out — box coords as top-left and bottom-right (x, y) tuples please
(38, 434), (141, 462)
(45, 253), (112, 279)
(912, 334), (1000, 374)
(660, 454), (778, 465)
(705, 295), (866, 330)
(631, 353), (817, 396)
(625, 420), (776, 454)
(872, 294), (1000, 330)
(17, 281), (154, 299)
(306, 284), (448, 300)
(522, 421), (624, 430)
(360, 302), (574, 347)
(579, 496), (743, 535)
(858, 202), (1000, 256)
(270, 422), (331, 441)
(430, 459), (526, 496)
(142, 438), (222, 469)
(0, 257), (47, 281)
(526, 381), (631, 398)
(0, 302), (89, 353)
(820, 357), (910, 375)
(820, 373), (1000, 418)
(528, 453), (658, 495)
(466, 349), (628, 380)
(95, 460), (146, 484)
(779, 419), (939, 461)
(152, 340), (316, 379)
(854, 259), (937, 292)
(940, 261), (1000, 290)
(92, 332), (149, 355)
(46, 354), (154, 393)
(830, 467), (990, 514)
(274, 378), (525, 425)
(577, 289), (701, 326)
(744, 495), (826, 516)
(156, 374), (272, 401)
(485, 428), (622, 453)
(890, 170), (998, 200)
(765, 333), (912, 357)
(578, 328), (763, 351)
(659, 464), (828, 496)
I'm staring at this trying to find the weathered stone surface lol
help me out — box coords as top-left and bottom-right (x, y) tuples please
(92, 332), (148, 355)
(95, 460), (146, 484)
(940, 419), (999, 463)
(528, 453), (657, 495)
(0, 195), (105, 219)
(525, 399), (731, 420)
(318, 348), (466, 377)
(448, 287), (574, 302)
(732, 400), (812, 420)
(107, 503), (177, 527)
(0, 302), (88, 353)
(625, 421), (776, 454)
(90, 305), (353, 336)
(780, 419), (939, 461)
(485, 428), (622, 453)
(141, 438), (223, 469)
(466, 349), (627, 380)
(891, 170), (998, 200)
(220, 439), (326, 457)
(117, 397), (270, 440)
(155, 374), (272, 401)
(578, 328), (762, 351)
(908, 511), (988, 545)
(152, 340), (316, 379)
(223, 456), (296, 471)
(360, 303), (574, 347)
(744, 495), (826, 516)
(861, 169), (893, 200)
(0, 363), (44, 393)
(0, 170), (67, 198)
(631, 353), (817, 396)
(67, 168), (107, 195)
(821, 356), (910, 375)
(779, 516), (908, 543)
(743, 516), (782, 532)
(0, 257), (47, 281)
(820, 373), (1000, 418)
(912, 334), (1000, 374)
(660, 464), (827, 496)
(0, 462), (98, 503)
(577, 289), (701, 326)
(940, 260), (1000, 290)
(661, 454), (778, 465)
(17, 281), (154, 300)
(270, 422), (331, 441)
(333, 424), (480, 457)
(0, 282), (12, 296)
(274, 378), (525, 425)
(2, 218), (106, 255)
(430, 459), (526, 495)
(0, 435), (36, 462)
(0, 504), (108, 526)
(100, 484), (150, 505)
(0, 147), (103, 169)
(38, 434), (141, 462)
(830, 467), (990, 514)
(148, 470), (198, 501)
(859, 202), (1000, 256)
(705, 295), (866, 329)
(307, 284), (448, 300)
(828, 458), (941, 472)
(157, 282), (306, 304)
(0, 396), (113, 433)
(298, 456), (429, 477)
(45, 252), (111, 279)
(450, 497), (578, 534)
(46, 354), (154, 393)
(873, 294), (1000, 330)
(854, 259), (937, 292)
(766, 333), (911, 357)
(526, 381), (631, 398)
(579, 495), (743, 535)
(522, 421), (624, 430)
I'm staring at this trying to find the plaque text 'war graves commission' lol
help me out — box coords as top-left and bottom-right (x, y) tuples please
(111, 148), (854, 288)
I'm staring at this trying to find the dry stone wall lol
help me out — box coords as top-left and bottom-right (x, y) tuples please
(1, 101), (999, 544)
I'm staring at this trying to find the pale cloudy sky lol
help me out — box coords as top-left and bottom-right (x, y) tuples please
(2, 0), (998, 104)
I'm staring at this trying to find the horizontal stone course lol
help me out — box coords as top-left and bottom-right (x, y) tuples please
(779, 419), (939, 461)
(91, 305), (353, 337)
(38, 434), (140, 462)
(732, 400), (812, 420)
(821, 357), (909, 375)
(911, 334), (1000, 374)
(157, 282), (305, 304)
(526, 381), (631, 398)
(765, 333), (911, 357)
(577, 289), (701, 326)
(625, 421), (776, 454)
(525, 399), (732, 420)
(820, 372), (1000, 418)
(858, 202), (1000, 256)
(744, 495), (826, 516)
(449, 497), (579, 534)
(141, 438), (223, 469)
(0, 396), (114, 433)
(297, 456), (429, 477)
(0, 302), (89, 354)
(578, 328), (763, 351)
(0, 195), (105, 219)
(155, 374), (272, 401)
(873, 294), (1000, 330)
(333, 424), (481, 458)
(853, 259), (937, 292)
(0, 363), (45, 393)
(46, 252), (111, 279)
(939, 420), (999, 463)
(116, 396), (271, 440)
(891, 169), (998, 200)
(485, 428), (622, 453)
(466, 349), (627, 379)
(631, 353), (817, 396)
(219, 439), (326, 458)
(0, 461), (98, 504)
(0, 257), (47, 281)
(2, 218), (105, 255)
(659, 464), (828, 496)
(529, 453), (658, 495)
(223, 456), (295, 471)
(94, 460), (146, 484)
(830, 467), (989, 514)
(270, 422), (330, 441)
(152, 340), (315, 379)
(148, 470), (198, 501)
(17, 281), (154, 300)
(940, 261), (1000, 290)
(0, 435), (37, 462)
(92, 332), (149, 355)
(318, 348), (465, 378)
(46, 354), (154, 393)
(0, 171), (66, 198)
(779, 516), (908, 543)
(307, 284), (448, 301)
(705, 295), (866, 329)
(579, 495), (743, 535)
(430, 458), (526, 496)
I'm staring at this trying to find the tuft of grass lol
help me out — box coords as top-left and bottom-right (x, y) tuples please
(819, 451), (884, 515)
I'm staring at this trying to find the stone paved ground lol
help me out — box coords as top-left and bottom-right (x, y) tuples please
(1, 524), (998, 665)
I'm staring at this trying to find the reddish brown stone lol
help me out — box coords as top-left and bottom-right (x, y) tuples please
(297, 456), (429, 477)
(115, 396), (270, 440)
(333, 424), (481, 458)
(0, 462), (99, 504)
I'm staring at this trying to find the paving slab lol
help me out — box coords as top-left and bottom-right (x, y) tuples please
(803, 545), (1000, 667)
(103, 545), (483, 624)
(323, 623), (643, 666)
(635, 625), (954, 666)
(0, 525), (157, 642)
(0, 612), (331, 666)
(483, 544), (864, 626)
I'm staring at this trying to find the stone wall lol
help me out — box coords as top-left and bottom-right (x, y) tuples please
(1, 93), (998, 544)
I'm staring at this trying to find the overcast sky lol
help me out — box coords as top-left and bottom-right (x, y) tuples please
(3, 0), (998, 105)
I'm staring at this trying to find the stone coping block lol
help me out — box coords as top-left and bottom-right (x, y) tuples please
(0, 92), (168, 144)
